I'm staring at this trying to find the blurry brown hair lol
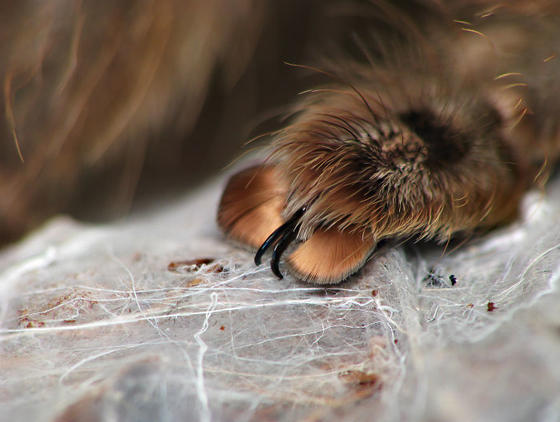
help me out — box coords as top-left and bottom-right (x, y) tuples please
(0, 0), (334, 244)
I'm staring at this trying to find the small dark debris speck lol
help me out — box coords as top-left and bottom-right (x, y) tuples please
(449, 274), (457, 286)
(205, 264), (224, 273)
(487, 302), (497, 312)
(168, 258), (215, 272)
(339, 370), (380, 386)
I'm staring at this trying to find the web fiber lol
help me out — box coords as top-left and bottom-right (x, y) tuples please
(1, 171), (560, 421)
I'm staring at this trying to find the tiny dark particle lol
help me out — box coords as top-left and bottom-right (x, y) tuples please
(63, 319), (77, 324)
(371, 289), (378, 297)
(205, 264), (224, 273)
(394, 339), (398, 344)
(487, 302), (497, 312)
(220, 325), (225, 331)
(449, 274), (457, 286)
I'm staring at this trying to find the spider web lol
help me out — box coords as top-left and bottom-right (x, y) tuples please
(1, 169), (560, 422)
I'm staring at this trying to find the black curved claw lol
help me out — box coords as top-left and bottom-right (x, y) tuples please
(254, 222), (288, 266)
(270, 226), (298, 279)
(254, 207), (306, 278)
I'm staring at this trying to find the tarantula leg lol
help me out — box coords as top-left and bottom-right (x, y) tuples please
(217, 165), (286, 249)
(286, 228), (376, 284)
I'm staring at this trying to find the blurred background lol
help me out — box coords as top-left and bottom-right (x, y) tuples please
(2, 0), (559, 247)
(0, 0), (354, 245)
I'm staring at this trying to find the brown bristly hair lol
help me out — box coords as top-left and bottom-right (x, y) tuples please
(217, 1), (560, 284)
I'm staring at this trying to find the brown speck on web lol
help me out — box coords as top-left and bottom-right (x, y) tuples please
(339, 370), (383, 398)
(339, 370), (381, 387)
(206, 264), (224, 273)
(23, 320), (45, 328)
(186, 278), (205, 288)
(168, 258), (219, 272)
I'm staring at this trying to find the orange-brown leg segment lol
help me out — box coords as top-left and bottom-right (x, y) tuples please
(217, 165), (286, 249)
(286, 228), (376, 284)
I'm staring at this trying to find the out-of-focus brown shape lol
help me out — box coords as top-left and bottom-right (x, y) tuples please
(0, 1), (259, 243)
(0, 0), (336, 245)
